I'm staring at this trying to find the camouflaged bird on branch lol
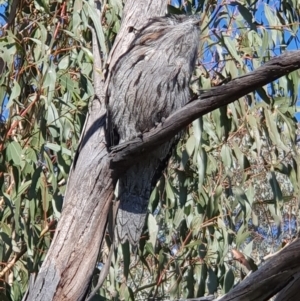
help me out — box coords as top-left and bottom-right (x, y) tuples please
(106, 15), (200, 246)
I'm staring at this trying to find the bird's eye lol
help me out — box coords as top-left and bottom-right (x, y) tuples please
(128, 26), (137, 34)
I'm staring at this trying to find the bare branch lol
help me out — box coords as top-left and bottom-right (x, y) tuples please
(110, 50), (300, 172)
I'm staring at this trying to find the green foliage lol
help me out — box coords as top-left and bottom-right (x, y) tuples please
(0, 0), (299, 300)
(0, 0), (112, 299)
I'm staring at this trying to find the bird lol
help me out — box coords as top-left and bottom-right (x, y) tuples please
(106, 14), (200, 246)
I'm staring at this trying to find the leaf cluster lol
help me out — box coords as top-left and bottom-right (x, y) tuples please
(0, 0), (112, 299)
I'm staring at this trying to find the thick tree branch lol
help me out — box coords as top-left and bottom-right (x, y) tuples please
(176, 238), (300, 301)
(110, 50), (300, 172)
(218, 238), (300, 301)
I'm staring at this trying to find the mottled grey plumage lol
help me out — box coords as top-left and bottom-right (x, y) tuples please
(107, 15), (200, 245)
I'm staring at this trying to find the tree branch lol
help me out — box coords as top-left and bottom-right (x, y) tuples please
(176, 238), (300, 301)
(110, 50), (300, 172)
(218, 238), (300, 301)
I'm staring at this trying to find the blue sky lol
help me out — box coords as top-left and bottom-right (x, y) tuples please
(171, 0), (300, 120)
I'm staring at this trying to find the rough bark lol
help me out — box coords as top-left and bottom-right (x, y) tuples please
(273, 271), (300, 301)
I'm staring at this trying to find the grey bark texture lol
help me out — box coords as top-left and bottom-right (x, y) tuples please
(107, 15), (200, 245)
(23, 1), (169, 300)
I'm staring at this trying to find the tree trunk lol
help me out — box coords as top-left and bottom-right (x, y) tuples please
(24, 1), (167, 300)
